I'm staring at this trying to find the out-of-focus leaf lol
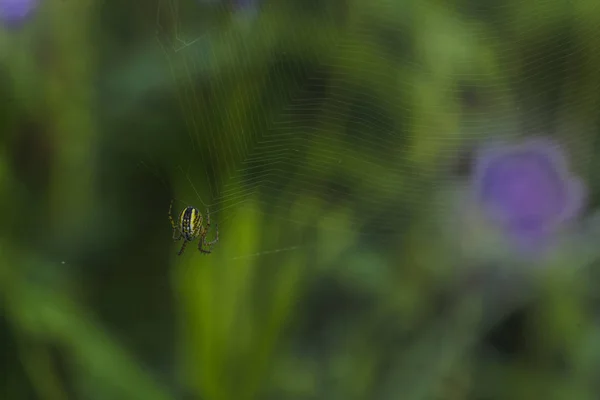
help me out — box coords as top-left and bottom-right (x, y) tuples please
(1, 250), (175, 400)
(178, 197), (306, 400)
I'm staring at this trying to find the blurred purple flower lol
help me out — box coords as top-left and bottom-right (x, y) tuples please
(0, 0), (37, 27)
(471, 138), (586, 252)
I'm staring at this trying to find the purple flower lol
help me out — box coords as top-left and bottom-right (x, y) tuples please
(0, 0), (37, 28)
(471, 138), (586, 252)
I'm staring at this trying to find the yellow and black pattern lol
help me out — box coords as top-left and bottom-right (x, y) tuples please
(169, 200), (219, 255)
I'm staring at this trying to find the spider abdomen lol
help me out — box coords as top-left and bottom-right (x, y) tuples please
(169, 200), (217, 255)
(179, 206), (202, 241)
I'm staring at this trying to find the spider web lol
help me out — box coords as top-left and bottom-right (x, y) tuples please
(139, 158), (311, 260)
(151, 0), (600, 243)
(147, 1), (600, 396)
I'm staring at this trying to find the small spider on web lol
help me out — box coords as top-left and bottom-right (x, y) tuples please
(170, 165), (221, 257)
(138, 160), (221, 254)
(138, 160), (312, 260)
(167, 165), (221, 256)
(168, 199), (219, 255)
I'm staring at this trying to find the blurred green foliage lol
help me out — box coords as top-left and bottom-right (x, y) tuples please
(1, 0), (600, 399)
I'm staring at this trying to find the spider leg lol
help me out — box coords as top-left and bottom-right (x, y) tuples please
(168, 200), (178, 229)
(198, 236), (211, 254)
(177, 240), (188, 256)
(169, 200), (182, 241)
(204, 223), (219, 247)
(172, 229), (182, 241)
(197, 209), (216, 255)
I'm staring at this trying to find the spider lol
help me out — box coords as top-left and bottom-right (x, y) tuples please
(168, 200), (219, 255)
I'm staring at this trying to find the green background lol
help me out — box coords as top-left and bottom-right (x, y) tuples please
(1, 0), (600, 399)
